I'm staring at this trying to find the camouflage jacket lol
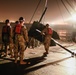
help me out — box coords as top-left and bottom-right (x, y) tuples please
(14, 25), (28, 43)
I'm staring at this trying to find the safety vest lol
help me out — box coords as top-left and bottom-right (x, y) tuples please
(48, 28), (53, 35)
(15, 24), (22, 34)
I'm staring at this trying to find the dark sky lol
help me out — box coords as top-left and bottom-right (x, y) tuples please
(0, 0), (75, 24)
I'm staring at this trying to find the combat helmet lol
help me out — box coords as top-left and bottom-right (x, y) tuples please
(19, 17), (25, 22)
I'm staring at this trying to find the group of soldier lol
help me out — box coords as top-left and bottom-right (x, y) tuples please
(1, 17), (53, 65)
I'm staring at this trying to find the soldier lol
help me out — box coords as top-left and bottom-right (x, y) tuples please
(29, 37), (35, 49)
(2, 19), (14, 57)
(41, 24), (53, 56)
(15, 21), (19, 25)
(13, 17), (29, 64)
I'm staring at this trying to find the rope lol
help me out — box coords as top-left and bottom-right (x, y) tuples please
(56, 0), (65, 22)
(61, 0), (72, 16)
(39, 7), (47, 23)
(65, 0), (76, 12)
(39, 0), (48, 23)
(29, 0), (42, 23)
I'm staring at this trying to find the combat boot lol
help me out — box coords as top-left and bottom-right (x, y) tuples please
(20, 50), (27, 65)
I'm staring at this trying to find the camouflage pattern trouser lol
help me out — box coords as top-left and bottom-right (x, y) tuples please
(14, 34), (26, 62)
(9, 43), (14, 57)
(1, 42), (14, 56)
(44, 35), (52, 53)
(14, 41), (26, 61)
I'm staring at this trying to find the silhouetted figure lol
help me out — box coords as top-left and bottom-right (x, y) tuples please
(2, 19), (14, 57)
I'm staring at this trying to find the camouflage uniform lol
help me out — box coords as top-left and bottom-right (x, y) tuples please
(29, 37), (35, 49)
(14, 18), (28, 64)
(41, 24), (53, 55)
(2, 19), (14, 57)
(8, 26), (14, 58)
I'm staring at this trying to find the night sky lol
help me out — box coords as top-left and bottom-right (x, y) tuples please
(0, 0), (75, 24)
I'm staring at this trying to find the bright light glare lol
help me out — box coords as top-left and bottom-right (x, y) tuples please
(64, 58), (76, 75)
(69, 12), (76, 22)
(71, 14), (76, 21)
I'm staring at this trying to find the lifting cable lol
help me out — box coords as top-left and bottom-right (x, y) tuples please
(56, 0), (65, 22)
(61, 0), (72, 16)
(29, 0), (41, 23)
(65, 0), (76, 13)
(39, 0), (48, 23)
(73, 0), (76, 6)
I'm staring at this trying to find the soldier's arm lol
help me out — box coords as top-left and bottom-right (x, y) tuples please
(2, 27), (4, 41)
(41, 28), (46, 35)
(23, 26), (29, 42)
(9, 26), (13, 38)
(9, 26), (13, 43)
